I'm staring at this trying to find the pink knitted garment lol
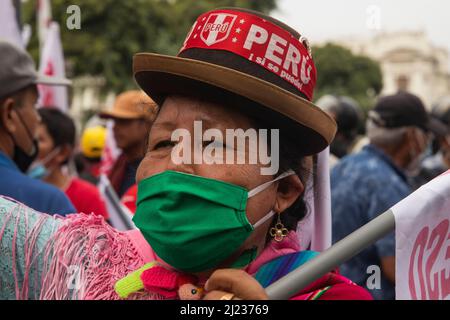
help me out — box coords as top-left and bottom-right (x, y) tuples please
(39, 213), (162, 299)
(0, 197), (163, 300)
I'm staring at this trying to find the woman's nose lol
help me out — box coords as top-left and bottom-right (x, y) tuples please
(166, 154), (195, 175)
(164, 138), (197, 175)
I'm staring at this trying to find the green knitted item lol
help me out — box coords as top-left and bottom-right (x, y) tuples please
(114, 262), (157, 298)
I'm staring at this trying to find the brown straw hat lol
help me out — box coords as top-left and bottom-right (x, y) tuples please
(133, 8), (336, 155)
(99, 90), (158, 121)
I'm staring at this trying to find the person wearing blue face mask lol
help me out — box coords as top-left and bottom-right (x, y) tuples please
(27, 146), (62, 180)
(30, 108), (109, 220)
(0, 40), (75, 216)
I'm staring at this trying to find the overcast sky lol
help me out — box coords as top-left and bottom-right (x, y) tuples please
(272, 0), (450, 54)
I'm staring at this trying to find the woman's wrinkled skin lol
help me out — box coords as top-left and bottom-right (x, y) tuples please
(136, 95), (304, 299)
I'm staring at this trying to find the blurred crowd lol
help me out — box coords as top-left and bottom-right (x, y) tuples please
(319, 91), (449, 299)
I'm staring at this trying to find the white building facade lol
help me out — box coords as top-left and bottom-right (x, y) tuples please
(333, 31), (450, 108)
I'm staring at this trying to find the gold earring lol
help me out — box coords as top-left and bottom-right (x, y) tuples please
(269, 213), (288, 242)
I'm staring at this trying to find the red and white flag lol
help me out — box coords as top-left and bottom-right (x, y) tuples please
(393, 170), (450, 300)
(38, 22), (69, 111)
(297, 147), (332, 252)
(99, 120), (121, 176)
(0, 0), (24, 48)
(37, 0), (52, 47)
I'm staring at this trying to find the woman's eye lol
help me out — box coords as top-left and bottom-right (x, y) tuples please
(153, 140), (175, 150)
(203, 140), (227, 149)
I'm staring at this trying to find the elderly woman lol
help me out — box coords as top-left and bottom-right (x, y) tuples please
(0, 8), (371, 300)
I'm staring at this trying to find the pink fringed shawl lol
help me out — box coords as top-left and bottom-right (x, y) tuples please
(39, 214), (159, 299)
(0, 197), (159, 300)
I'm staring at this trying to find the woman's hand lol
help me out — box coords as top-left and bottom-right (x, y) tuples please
(203, 269), (268, 300)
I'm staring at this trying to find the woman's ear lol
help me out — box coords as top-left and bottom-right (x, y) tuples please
(274, 174), (304, 213)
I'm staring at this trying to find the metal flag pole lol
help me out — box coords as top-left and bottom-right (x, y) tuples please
(265, 209), (396, 300)
(99, 174), (135, 231)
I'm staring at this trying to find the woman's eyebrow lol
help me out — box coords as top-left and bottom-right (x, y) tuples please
(193, 117), (226, 129)
(151, 121), (175, 130)
(153, 116), (225, 130)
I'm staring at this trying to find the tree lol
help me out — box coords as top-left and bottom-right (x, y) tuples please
(312, 43), (383, 112)
(22, 0), (277, 93)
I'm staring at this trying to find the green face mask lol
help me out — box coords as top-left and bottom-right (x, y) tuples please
(133, 170), (294, 273)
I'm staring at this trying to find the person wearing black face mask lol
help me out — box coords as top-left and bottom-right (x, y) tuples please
(7, 98), (40, 172)
(0, 40), (75, 216)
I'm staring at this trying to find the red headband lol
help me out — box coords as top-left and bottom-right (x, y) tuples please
(179, 9), (317, 101)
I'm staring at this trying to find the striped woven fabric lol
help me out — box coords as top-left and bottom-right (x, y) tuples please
(254, 251), (319, 288)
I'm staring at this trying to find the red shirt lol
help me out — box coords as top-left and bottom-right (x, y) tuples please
(121, 184), (137, 214)
(65, 177), (109, 219)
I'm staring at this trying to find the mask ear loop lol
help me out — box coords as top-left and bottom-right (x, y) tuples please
(247, 169), (296, 198)
(408, 128), (429, 169)
(416, 128), (430, 152)
(249, 170), (296, 230)
(40, 146), (62, 167)
(252, 210), (275, 229)
(12, 108), (37, 155)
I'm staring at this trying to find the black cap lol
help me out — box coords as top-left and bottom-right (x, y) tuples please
(369, 92), (448, 137)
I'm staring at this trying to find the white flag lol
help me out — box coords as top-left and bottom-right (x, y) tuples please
(37, 0), (52, 47)
(100, 120), (121, 176)
(392, 170), (450, 300)
(0, 0), (24, 48)
(297, 147), (332, 251)
(38, 22), (69, 111)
